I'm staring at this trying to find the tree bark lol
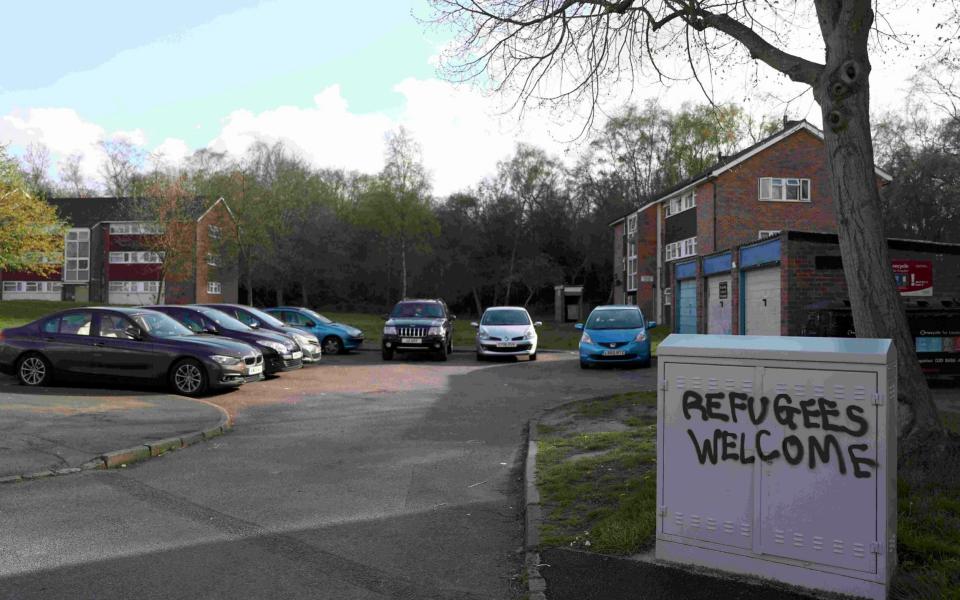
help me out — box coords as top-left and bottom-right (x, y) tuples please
(275, 287), (283, 307)
(813, 0), (943, 447)
(401, 238), (407, 299)
(472, 286), (483, 317)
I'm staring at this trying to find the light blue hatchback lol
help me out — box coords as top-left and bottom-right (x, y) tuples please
(576, 305), (656, 369)
(265, 307), (364, 355)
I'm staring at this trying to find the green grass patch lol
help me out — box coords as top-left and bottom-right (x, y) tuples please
(536, 395), (658, 554)
(0, 300), (88, 330)
(895, 477), (960, 599)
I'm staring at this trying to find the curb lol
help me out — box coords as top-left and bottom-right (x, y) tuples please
(1, 398), (232, 485)
(524, 419), (549, 600)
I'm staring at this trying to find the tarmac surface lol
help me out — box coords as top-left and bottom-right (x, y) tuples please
(0, 349), (657, 599)
(0, 377), (224, 477)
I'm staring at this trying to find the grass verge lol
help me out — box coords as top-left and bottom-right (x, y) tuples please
(0, 300), (88, 329)
(536, 391), (658, 554)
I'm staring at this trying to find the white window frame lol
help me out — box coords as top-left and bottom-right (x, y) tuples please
(758, 230), (782, 240)
(109, 251), (164, 264)
(626, 241), (638, 291)
(64, 228), (90, 283)
(208, 225), (222, 240)
(626, 214), (637, 235)
(108, 281), (160, 293)
(109, 222), (164, 235)
(758, 177), (811, 202)
(207, 281), (222, 295)
(3, 281), (62, 293)
(665, 236), (698, 262)
(206, 253), (219, 267)
(664, 191), (695, 218)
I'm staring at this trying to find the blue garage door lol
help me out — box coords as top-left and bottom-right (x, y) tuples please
(677, 279), (697, 333)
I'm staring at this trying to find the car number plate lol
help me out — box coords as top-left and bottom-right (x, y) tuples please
(292, 351), (303, 359)
(602, 350), (626, 356)
(496, 342), (517, 348)
(401, 338), (421, 344)
(248, 365), (263, 375)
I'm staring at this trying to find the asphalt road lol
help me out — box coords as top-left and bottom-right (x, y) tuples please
(0, 350), (656, 599)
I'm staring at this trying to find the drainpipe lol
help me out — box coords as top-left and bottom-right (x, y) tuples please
(656, 202), (663, 324)
(712, 179), (718, 254)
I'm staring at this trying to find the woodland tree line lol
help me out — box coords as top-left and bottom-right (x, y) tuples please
(10, 98), (960, 317)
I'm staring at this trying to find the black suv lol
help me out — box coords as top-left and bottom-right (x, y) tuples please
(382, 299), (455, 361)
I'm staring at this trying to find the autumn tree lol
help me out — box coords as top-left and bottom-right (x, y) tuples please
(0, 145), (66, 274)
(429, 0), (951, 451)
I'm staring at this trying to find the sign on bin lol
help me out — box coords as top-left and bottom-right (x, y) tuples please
(656, 335), (897, 600)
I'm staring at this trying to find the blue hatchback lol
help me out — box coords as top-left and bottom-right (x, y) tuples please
(577, 305), (656, 369)
(265, 307), (364, 355)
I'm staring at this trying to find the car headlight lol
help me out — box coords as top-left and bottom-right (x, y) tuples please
(478, 328), (491, 340)
(257, 340), (287, 354)
(383, 326), (397, 335)
(294, 333), (318, 347)
(581, 332), (594, 345)
(428, 326), (443, 336)
(523, 328), (535, 340)
(211, 355), (242, 366)
(634, 330), (647, 342)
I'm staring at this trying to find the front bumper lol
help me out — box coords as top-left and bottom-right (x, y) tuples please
(209, 363), (247, 389)
(299, 343), (322, 363)
(579, 341), (651, 364)
(477, 339), (537, 356)
(382, 334), (446, 352)
(344, 335), (364, 350)
(265, 352), (303, 373)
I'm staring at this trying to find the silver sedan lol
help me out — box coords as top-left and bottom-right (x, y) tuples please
(472, 306), (541, 361)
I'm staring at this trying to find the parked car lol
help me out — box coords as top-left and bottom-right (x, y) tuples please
(577, 305), (656, 369)
(201, 303), (322, 363)
(471, 306), (541, 361)
(0, 307), (264, 396)
(146, 305), (302, 375)
(264, 307), (364, 355)
(382, 299), (455, 361)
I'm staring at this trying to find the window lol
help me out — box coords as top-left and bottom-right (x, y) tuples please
(758, 177), (811, 202)
(665, 236), (698, 262)
(97, 314), (137, 339)
(758, 230), (781, 239)
(64, 229), (90, 283)
(664, 192), (695, 217)
(108, 281), (160, 293)
(109, 251), (163, 264)
(627, 242), (638, 291)
(626, 214), (637, 236)
(59, 312), (93, 336)
(206, 253), (220, 266)
(208, 225), (222, 240)
(207, 281), (222, 295)
(2, 281), (61, 293)
(109, 222), (163, 235)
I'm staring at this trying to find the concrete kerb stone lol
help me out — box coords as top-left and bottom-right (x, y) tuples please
(524, 419), (549, 600)
(2, 397), (233, 484)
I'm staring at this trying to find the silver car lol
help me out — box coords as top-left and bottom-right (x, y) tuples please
(472, 306), (541, 361)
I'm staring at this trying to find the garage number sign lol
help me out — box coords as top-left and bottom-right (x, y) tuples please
(656, 334), (897, 600)
(718, 281), (728, 300)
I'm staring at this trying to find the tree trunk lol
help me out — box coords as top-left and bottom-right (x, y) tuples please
(472, 286), (483, 317)
(245, 270), (253, 305)
(815, 1), (943, 448)
(301, 283), (308, 308)
(400, 238), (407, 299)
(275, 287), (283, 307)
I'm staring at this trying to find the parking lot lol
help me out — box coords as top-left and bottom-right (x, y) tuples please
(0, 349), (656, 599)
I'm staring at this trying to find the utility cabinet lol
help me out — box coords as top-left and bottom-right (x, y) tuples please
(656, 335), (897, 600)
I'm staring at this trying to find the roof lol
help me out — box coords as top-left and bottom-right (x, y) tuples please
(607, 120), (893, 227)
(659, 334), (893, 364)
(49, 196), (219, 228)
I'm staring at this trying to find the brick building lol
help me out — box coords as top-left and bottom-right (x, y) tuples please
(610, 120), (892, 329)
(0, 197), (238, 305)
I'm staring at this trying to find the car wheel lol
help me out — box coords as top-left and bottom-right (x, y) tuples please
(579, 360), (589, 370)
(322, 336), (344, 355)
(637, 358), (651, 368)
(382, 348), (394, 361)
(436, 346), (449, 362)
(170, 359), (207, 397)
(529, 352), (537, 362)
(17, 353), (52, 387)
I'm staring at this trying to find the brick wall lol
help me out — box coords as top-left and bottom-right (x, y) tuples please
(636, 208), (657, 317)
(613, 221), (625, 304)
(713, 129), (837, 251)
(195, 201), (239, 304)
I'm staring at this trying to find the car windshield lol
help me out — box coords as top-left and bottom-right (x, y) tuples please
(390, 302), (444, 318)
(196, 307), (253, 332)
(481, 309), (530, 326)
(132, 312), (194, 338)
(243, 306), (286, 328)
(302, 309), (332, 324)
(586, 309), (645, 330)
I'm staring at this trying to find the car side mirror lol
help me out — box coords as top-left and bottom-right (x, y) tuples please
(574, 323), (584, 330)
(647, 321), (658, 329)
(534, 321), (543, 327)
(450, 314), (457, 321)
(470, 322), (479, 328)
(124, 325), (143, 340)
(304, 320), (315, 328)
(204, 326), (219, 335)
(249, 320), (259, 329)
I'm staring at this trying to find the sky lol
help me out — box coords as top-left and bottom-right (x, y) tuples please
(0, 1), (953, 196)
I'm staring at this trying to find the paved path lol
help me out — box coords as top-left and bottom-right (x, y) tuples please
(0, 378), (224, 478)
(0, 351), (656, 599)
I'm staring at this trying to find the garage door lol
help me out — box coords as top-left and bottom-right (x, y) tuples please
(706, 275), (732, 334)
(743, 266), (780, 335)
(677, 279), (697, 334)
